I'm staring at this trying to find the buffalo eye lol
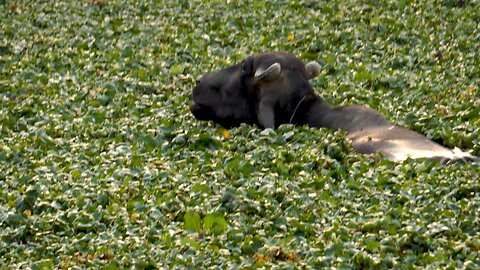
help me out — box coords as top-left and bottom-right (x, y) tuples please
(210, 86), (220, 92)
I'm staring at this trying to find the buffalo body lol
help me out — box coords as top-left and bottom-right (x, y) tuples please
(191, 52), (479, 163)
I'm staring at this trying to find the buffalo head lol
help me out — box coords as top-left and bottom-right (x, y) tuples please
(190, 52), (321, 128)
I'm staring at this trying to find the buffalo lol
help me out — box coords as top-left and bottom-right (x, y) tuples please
(190, 52), (479, 164)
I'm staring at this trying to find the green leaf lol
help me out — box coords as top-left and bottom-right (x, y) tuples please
(182, 236), (201, 250)
(103, 262), (119, 270)
(171, 64), (185, 75)
(96, 94), (111, 106)
(370, 16), (381, 26)
(33, 259), (54, 270)
(184, 211), (202, 232)
(137, 69), (148, 81)
(365, 240), (380, 253)
(192, 184), (209, 193)
(203, 213), (227, 235)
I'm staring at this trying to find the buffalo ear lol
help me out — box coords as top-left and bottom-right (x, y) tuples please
(254, 62), (281, 82)
(305, 61), (321, 79)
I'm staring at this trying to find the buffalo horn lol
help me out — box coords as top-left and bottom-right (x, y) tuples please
(254, 62), (281, 81)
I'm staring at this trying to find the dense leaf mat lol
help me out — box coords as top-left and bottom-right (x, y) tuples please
(1, 0), (479, 268)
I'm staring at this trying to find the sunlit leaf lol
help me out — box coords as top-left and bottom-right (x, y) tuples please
(184, 211), (202, 232)
(203, 213), (228, 235)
